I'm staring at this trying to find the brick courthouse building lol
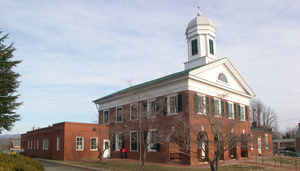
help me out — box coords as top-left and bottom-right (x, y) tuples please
(22, 13), (272, 164)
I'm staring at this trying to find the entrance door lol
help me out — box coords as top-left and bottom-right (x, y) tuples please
(257, 138), (262, 155)
(103, 139), (110, 158)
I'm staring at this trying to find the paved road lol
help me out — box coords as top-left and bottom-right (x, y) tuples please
(40, 160), (96, 171)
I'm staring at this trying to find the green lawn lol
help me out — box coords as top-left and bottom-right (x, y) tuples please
(67, 159), (280, 171)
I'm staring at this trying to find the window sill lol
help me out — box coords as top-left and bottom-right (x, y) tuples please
(196, 112), (207, 115)
(90, 149), (98, 151)
(115, 121), (123, 123)
(130, 150), (138, 152)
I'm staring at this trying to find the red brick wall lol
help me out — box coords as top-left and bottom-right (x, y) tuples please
(21, 122), (101, 161)
(296, 138), (300, 153)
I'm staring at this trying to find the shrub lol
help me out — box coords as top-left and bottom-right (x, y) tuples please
(0, 153), (44, 171)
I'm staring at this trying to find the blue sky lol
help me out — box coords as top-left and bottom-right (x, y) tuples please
(1, 0), (299, 134)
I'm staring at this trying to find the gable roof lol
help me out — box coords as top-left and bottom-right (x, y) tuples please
(93, 57), (255, 103)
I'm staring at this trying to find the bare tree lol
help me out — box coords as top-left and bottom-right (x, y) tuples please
(282, 126), (297, 139)
(251, 99), (277, 130)
(170, 113), (242, 171)
(109, 96), (171, 169)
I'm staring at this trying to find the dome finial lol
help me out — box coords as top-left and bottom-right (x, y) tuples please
(197, 5), (202, 16)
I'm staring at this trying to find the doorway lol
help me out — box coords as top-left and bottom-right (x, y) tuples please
(103, 139), (110, 158)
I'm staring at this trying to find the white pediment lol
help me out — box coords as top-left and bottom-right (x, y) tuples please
(188, 58), (254, 97)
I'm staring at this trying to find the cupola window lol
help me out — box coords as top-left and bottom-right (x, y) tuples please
(209, 39), (214, 55)
(191, 39), (198, 55)
(218, 73), (228, 83)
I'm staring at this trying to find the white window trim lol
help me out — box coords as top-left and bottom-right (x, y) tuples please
(103, 109), (110, 124)
(76, 136), (84, 151)
(43, 139), (49, 151)
(228, 102), (234, 119)
(130, 103), (138, 120)
(90, 137), (98, 151)
(115, 106), (123, 123)
(27, 140), (30, 149)
(115, 133), (123, 151)
(214, 98), (221, 116)
(167, 94), (178, 116)
(147, 129), (158, 152)
(240, 105), (246, 121)
(196, 94), (206, 115)
(130, 130), (138, 152)
(147, 98), (158, 118)
(57, 136), (61, 152)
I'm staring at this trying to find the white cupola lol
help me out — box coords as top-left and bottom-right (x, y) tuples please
(184, 12), (216, 70)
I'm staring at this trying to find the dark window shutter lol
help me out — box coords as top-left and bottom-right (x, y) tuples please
(194, 93), (199, 113)
(178, 94), (182, 112)
(226, 102), (229, 117)
(206, 96), (209, 114)
(112, 134), (116, 151)
(245, 106), (249, 121)
(163, 97), (167, 116)
(221, 101), (225, 116)
(234, 103), (237, 120)
(211, 98), (215, 114)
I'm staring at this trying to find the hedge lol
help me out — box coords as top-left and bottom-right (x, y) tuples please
(0, 153), (44, 171)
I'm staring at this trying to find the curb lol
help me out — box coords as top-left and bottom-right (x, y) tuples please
(36, 158), (105, 171)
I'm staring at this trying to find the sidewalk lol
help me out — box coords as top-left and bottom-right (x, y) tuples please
(36, 158), (105, 171)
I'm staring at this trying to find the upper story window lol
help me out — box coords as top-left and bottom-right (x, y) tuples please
(240, 105), (246, 121)
(265, 134), (269, 149)
(209, 39), (214, 55)
(76, 136), (84, 151)
(214, 98), (221, 115)
(147, 99), (160, 118)
(103, 110), (109, 124)
(116, 107), (123, 122)
(194, 93), (206, 114)
(227, 102), (235, 119)
(191, 39), (198, 56)
(218, 73), (228, 83)
(130, 103), (138, 120)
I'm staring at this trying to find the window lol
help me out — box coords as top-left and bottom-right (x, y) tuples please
(43, 139), (49, 151)
(130, 104), (138, 120)
(214, 98), (221, 115)
(168, 95), (178, 114)
(227, 102), (235, 119)
(90, 137), (98, 151)
(103, 110), (110, 124)
(218, 73), (228, 83)
(57, 136), (61, 152)
(240, 105), (246, 121)
(194, 94), (206, 114)
(36, 139), (39, 150)
(115, 133), (124, 151)
(147, 129), (160, 152)
(265, 134), (269, 149)
(76, 136), (84, 151)
(191, 39), (198, 55)
(147, 99), (159, 118)
(209, 39), (214, 55)
(130, 131), (138, 152)
(27, 140), (30, 149)
(116, 107), (123, 122)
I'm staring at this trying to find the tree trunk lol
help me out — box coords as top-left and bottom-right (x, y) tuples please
(209, 161), (216, 171)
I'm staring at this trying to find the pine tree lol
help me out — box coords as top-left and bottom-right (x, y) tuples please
(0, 32), (22, 133)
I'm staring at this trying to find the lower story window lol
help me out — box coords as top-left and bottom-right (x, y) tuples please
(76, 136), (84, 151)
(90, 137), (98, 151)
(130, 131), (138, 152)
(43, 139), (49, 151)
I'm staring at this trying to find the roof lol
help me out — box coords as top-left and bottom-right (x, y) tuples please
(93, 58), (225, 103)
(187, 14), (215, 29)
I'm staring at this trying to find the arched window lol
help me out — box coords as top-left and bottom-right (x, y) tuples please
(218, 73), (228, 83)
(197, 131), (208, 161)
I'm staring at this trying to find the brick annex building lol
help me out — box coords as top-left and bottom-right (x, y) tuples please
(22, 13), (272, 164)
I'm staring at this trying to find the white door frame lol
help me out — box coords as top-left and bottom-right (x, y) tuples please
(103, 139), (110, 158)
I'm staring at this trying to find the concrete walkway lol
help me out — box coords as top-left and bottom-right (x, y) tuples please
(36, 158), (104, 171)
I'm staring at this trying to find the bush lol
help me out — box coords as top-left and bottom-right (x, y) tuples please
(0, 153), (44, 171)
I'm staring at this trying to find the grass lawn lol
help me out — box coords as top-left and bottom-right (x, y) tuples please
(266, 156), (300, 166)
(67, 159), (281, 171)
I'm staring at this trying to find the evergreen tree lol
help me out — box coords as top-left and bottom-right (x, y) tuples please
(0, 32), (22, 133)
